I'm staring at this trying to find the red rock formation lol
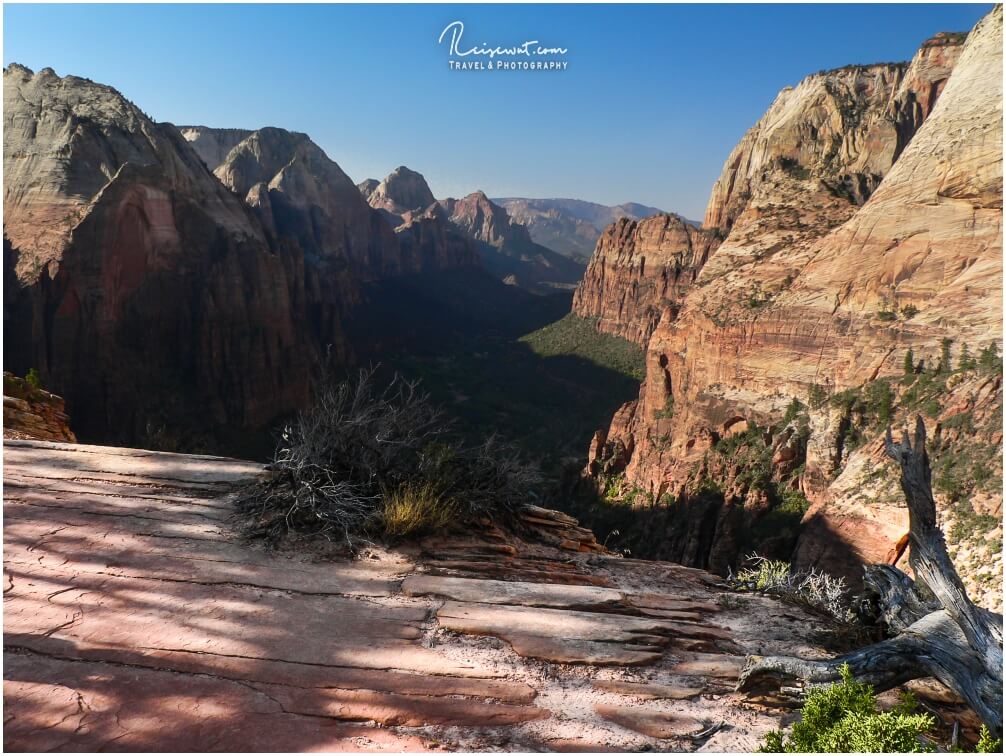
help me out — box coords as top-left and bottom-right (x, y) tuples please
(441, 191), (584, 290)
(581, 10), (1001, 595)
(572, 214), (719, 345)
(3, 66), (312, 444)
(3, 372), (75, 442)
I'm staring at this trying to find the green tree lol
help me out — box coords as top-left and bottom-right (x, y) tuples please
(979, 343), (1002, 374)
(958, 344), (977, 372)
(904, 349), (915, 375)
(939, 338), (954, 374)
(24, 368), (42, 391)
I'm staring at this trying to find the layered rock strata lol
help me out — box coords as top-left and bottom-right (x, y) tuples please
(4, 439), (888, 751)
(581, 10), (1001, 600)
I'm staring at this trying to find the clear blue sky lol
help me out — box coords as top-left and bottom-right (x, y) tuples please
(4, 3), (992, 219)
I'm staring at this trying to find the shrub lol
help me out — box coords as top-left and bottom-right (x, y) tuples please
(976, 726), (1003, 753)
(234, 368), (539, 546)
(877, 310), (898, 322)
(902, 304), (920, 319)
(808, 384), (830, 409)
(654, 394), (675, 419)
(381, 481), (455, 537)
(729, 554), (853, 623)
(759, 665), (935, 753)
(24, 368), (42, 391)
(783, 398), (805, 426)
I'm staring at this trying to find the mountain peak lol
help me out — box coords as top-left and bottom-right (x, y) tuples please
(366, 165), (436, 215)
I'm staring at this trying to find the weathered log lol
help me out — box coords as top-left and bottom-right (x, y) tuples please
(738, 417), (1003, 737)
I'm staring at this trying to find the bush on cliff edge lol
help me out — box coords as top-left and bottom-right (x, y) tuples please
(234, 367), (540, 547)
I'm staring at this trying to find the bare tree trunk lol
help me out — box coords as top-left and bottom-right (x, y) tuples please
(738, 417), (1003, 737)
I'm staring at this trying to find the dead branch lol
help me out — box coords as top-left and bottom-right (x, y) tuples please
(738, 416), (1003, 737)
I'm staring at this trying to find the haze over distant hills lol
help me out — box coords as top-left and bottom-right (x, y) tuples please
(493, 198), (673, 260)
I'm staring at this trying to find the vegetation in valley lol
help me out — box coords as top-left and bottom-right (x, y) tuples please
(234, 368), (540, 547)
(518, 312), (646, 381)
(760, 665), (1002, 753)
(346, 272), (645, 478)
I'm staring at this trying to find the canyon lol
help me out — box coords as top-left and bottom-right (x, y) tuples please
(574, 8), (1002, 608)
(3, 5), (1004, 750)
(2, 68), (598, 450)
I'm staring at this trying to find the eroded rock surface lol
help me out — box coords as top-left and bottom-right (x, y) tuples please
(580, 9), (1002, 599)
(4, 440), (848, 751)
(3, 372), (75, 442)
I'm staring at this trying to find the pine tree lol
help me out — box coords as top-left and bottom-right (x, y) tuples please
(958, 344), (976, 372)
(903, 349), (914, 375)
(939, 338), (953, 374)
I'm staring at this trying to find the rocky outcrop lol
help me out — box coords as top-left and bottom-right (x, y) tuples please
(582, 10), (1001, 591)
(442, 191), (585, 291)
(4, 76), (488, 447)
(494, 198), (666, 260)
(364, 165), (437, 217)
(178, 126), (252, 170)
(393, 203), (480, 272)
(3, 372), (75, 442)
(572, 214), (720, 345)
(3, 65), (313, 444)
(5, 438), (879, 752)
(213, 127), (401, 277)
(703, 34), (965, 235)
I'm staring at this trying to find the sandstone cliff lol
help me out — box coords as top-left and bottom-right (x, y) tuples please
(364, 165), (438, 217)
(178, 126), (253, 171)
(3, 65), (312, 445)
(442, 191), (584, 291)
(581, 10), (1001, 605)
(572, 214), (719, 345)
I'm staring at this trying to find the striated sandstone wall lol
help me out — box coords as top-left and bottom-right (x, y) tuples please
(582, 9), (1001, 599)
(572, 214), (718, 345)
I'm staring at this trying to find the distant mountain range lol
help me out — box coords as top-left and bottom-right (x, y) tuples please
(493, 198), (681, 260)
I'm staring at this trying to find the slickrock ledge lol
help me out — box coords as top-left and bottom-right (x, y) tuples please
(6, 440), (859, 751)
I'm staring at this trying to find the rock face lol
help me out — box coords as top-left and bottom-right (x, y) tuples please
(581, 10), (1001, 600)
(178, 126), (252, 170)
(4, 76), (481, 448)
(4, 438), (862, 752)
(572, 214), (720, 345)
(442, 191), (585, 291)
(3, 372), (75, 442)
(213, 127), (401, 277)
(3, 65), (312, 445)
(494, 198), (666, 260)
(364, 165), (438, 217)
(393, 203), (480, 272)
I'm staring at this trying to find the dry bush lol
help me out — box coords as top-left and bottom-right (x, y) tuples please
(729, 554), (855, 623)
(234, 367), (540, 547)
